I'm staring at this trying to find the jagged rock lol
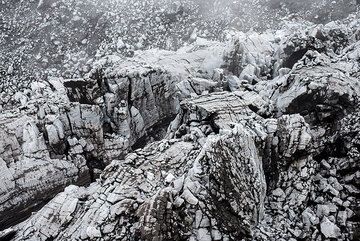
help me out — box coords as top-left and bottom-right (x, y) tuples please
(317, 205), (331, 218)
(270, 51), (360, 123)
(10, 91), (269, 240)
(302, 208), (320, 228)
(337, 211), (348, 227)
(272, 188), (285, 197)
(1, 10), (360, 241)
(320, 217), (341, 239)
(0, 39), (230, 230)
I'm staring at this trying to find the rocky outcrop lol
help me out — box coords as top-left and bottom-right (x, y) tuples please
(2, 11), (360, 241)
(0, 39), (227, 230)
(10, 92), (269, 241)
(0, 81), (90, 229)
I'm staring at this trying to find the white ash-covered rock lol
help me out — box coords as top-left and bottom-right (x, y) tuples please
(1, 9), (360, 241)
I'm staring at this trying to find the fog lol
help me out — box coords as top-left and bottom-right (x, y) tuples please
(0, 0), (358, 98)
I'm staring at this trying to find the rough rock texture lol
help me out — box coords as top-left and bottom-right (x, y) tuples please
(1, 10), (360, 241)
(0, 39), (226, 229)
(10, 92), (270, 241)
(0, 0), (356, 108)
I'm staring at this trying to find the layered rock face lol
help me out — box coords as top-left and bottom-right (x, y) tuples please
(0, 40), (226, 229)
(1, 12), (360, 241)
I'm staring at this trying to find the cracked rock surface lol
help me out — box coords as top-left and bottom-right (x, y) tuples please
(1, 10), (360, 241)
(0, 39), (226, 229)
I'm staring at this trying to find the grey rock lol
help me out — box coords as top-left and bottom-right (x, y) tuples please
(337, 211), (347, 227)
(1, 10), (360, 241)
(317, 205), (331, 218)
(320, 217), (341, 239)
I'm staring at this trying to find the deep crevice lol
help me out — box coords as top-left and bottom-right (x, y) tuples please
(283, 48), (310, 69)
(132, 115), (176, 150)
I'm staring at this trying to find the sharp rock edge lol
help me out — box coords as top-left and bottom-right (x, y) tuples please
(1, 11), (360, 241)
